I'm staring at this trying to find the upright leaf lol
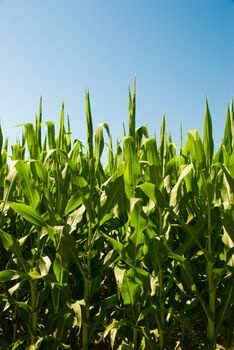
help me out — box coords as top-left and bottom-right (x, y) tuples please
(45, 121), (56, 149)
(14, 160), (40, 209)
(128, 80), (136, 139)
(123, 136), (140, 198)
(36, 97), (42, 150)
(160, 115), (166, 175)
(223, 101), (234, 156)
(86, 91), (93, 161)
(203, 99), (214, 167)
(187, 129), (206, 170)
(128, 198), (147, 262)
(58, 101), (65, 150)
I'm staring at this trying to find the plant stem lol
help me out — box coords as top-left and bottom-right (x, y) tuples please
(82, 208), (92, 350)
(13, 298), (17, 343)
(30, 280), (38, 345)
(158, 209), (165, 350)
(159, 268), (165, 350)
(207, 206), (216, 348)
(132, 327), (138, 349)
(131, 304), (138, 349)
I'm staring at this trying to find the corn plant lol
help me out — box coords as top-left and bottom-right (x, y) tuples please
(0, 86), (233, 350)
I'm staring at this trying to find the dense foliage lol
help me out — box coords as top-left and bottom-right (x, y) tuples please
(0, 84), (233, 349)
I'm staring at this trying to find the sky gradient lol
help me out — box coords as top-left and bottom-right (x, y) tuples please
(0, 0), (233, 152)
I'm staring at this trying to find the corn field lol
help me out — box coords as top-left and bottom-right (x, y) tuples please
(0, 84), (233, 349)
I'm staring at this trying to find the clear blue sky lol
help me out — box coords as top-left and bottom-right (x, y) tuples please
(0, 0), (233, 152)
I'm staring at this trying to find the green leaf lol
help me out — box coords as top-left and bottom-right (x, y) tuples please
(39, 256), (52, 277)
(7, 201), (47, 227)
(0, 229), (29, 271)
(128, 80), (136, 138)
(12, 339), (25, 350)
(95, 123), (110, 163)
(128, 198), (147, 262)
(64, 190), (83, 216)
(223, 105), (233, 155)
(123, 136), (140, 198)
(146, 229), (168, 272)
(215, 163), (234, 193)
(36, 96), (42, 150)
(14, 160), (40, 209)
(45, 121), (56, 149)
(0, 125), (3, 154)
(24, 123), (40, 159)
(216, 282), (234, 332)
(169, 211), (215, 263)
(31, 160), (48, 182)
(102, 318), (127, 349)
(203, 99), (214, 167)
(0, 269), (26, 282)
(53, 253), (63, 284)
(27, 270), (42, 279)
(67, 205), (86, 232)
(86, 91), (93, 160)
(138, 182), (156, 202)
(139, 182), (168, 208)
(26, 337), (44, 349)
(222, 213), (234, 243)
(120, 268), (141, 305)
(100, 175), (124, 220)
(58, 101), (65, 150)
(62, 229), (87, 279)
(103, 233), (124, 255)
(160, 115), (166, 172)
(187, 129), (206, 170)
(170, 164), (193, 206)
(143, 137), (162, 186)
(67, 299), (84, 332)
